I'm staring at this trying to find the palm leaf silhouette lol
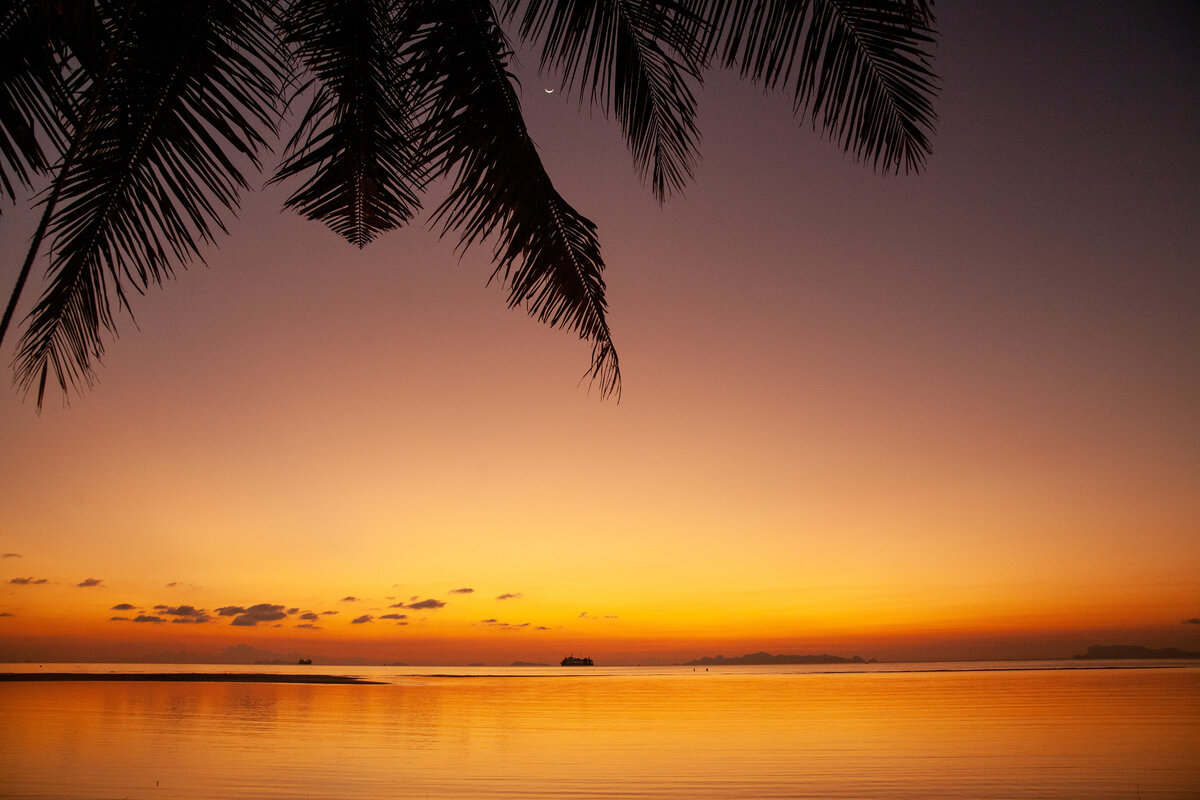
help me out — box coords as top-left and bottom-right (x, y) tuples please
(273, 0), (427, 247)
(13, 0), (285, 404)
(409, 0), (619, 395)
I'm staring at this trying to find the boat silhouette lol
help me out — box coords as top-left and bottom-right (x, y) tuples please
(560, 655), (594, 666)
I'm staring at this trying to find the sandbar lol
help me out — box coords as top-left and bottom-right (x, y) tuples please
(0, 672), (381, 684)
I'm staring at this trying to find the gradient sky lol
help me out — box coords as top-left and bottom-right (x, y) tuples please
(2, 1), (1198, 665)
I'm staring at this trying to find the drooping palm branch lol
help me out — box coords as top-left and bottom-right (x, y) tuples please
(407, 0), (620, 396)
(503, 0), (708, 201)
(1, 0), (938, 407)
(273, 0), (427, 247)
(13, 0), (285, 404)
(702, 0), (937, 173)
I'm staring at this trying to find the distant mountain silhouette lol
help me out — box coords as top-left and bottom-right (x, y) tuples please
(1073, 645), (1200, 660)
(684, 651), (874, 666)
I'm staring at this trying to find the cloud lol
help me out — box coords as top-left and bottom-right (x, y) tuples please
(77, 578), (104, 588)
(380, 613), (407, 620)
(111, 603), (137, 611)
(1184, 618), (1200, 625)
(10, 577), (48, 585)
(536, 626), (550, 631)
(341, 596), (360, 602)
(496, 593), (522, 601)
(449, 587), (474, 594)
(388, 602), (406, 608)
(160, 605), (211, 623)
(230, 603), (288, 627)
(299, 612), (320, 621)
(109, 616), (128, 621)
(481, 619), (531, 630)
(351, 614), (373, 624)
(320, 610), (338, 615)
(287, 607), (299, 614)
(0, 612), (15, 617)
(295, 623), (321, 630)
(133, 615), (165, 624)
(481, 618), (498, 623)
(406, 598), (445, 610)
(165, 581), (177, 588)
(578, 612), (618, 621)
(216, 606), (246, 616)
(1, 553), (20, 559)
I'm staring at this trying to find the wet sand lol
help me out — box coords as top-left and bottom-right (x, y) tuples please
(0, 672), (381, 684)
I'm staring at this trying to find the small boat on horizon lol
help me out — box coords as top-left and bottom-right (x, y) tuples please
(560, 655), (594, 666)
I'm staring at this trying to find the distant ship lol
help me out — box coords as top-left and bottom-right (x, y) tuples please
(298, 658), (312, 665)
(560, 655), (594, 666)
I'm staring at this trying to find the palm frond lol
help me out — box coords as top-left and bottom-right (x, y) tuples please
(0, 0), (75, 210)
(505, 0), (707, 201)
(273, 0), (426, 247)
(14, 0), (286, 405)
(705, 0), (937, 173)
(404, 0), (620, 397)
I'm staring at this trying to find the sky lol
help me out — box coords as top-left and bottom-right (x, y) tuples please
(1, 1), (1198, 666)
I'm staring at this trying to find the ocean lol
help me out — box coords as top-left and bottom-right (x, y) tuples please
(2, 661), (1197, 799)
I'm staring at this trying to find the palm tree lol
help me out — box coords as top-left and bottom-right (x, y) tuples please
(0, 0), (937, 406)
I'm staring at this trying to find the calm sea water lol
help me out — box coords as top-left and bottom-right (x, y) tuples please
(2, 661), (1197, 799)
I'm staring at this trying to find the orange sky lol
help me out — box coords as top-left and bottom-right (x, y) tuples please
(2, 3), (1198, 665)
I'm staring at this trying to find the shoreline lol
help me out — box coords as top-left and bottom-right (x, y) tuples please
(0, 672), (382, 684)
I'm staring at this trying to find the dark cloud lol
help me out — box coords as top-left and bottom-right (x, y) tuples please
(1, 553), (20, 558)
(216, 606), (246, 616)
(0, 611), (15, 617)
(341, 596), (360, 602)
(299, 611), (320, 621)
(406, 598), (445, 610)
(496, 593), (522, 601)
(111, 603), (137, 611)
(380, 613), (407, 620)
(351, 614), (373, 624)
(536, 626), (550, 631)
(388, 602), (406, 608)
(295, 623), (321, 629)
(481, 619), (530, 630)
(109, 616), (128, 621)
(9, 577), (48, 585)
(1184, 618), (1200, 625)
(320, 610), (338, 615)
(449, 587), (474, 594)
(161, 605), (211, 623)
(578, 612), (619, 621)
(77, 578), (104, 588)
(133, 615), (165, 623)
(230, 603), (288, 627)
(165, 581), (177, 588)
(287, 607), (299, 615)
(481, 618), (498, 623)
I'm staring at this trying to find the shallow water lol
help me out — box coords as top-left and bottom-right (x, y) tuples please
(2, 663), (1197, 799)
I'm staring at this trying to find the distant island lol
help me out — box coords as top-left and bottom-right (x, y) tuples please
(684, 651), (875, 666)
(1072, 645), (1200, 660)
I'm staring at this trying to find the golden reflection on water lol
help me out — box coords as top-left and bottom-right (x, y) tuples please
(2, 668), (1197, 799)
